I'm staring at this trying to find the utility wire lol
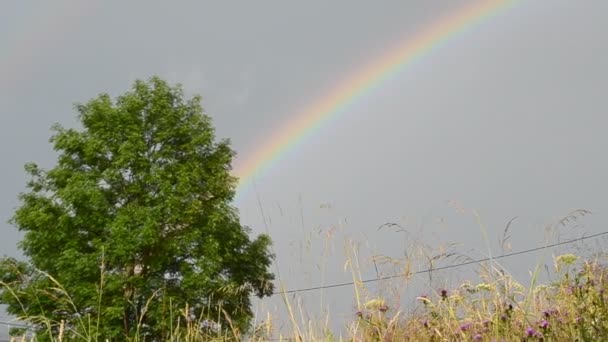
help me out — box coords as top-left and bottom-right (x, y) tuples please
(0, 320), (28, 328)
(1, 231), (606, 334)
(272, 231), (608, 295)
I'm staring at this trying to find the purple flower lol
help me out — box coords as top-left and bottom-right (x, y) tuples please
(440, 289), (448, 300)
(473, 334), (483, 341)
(543, 309), (555, 318)
(460, 322), (472, 332)
(539, 320), (549, 329)
(526, 327), (536, 337)
(379, 304), (389, 313)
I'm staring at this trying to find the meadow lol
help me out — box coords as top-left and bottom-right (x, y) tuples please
(2, 209), (607, 342)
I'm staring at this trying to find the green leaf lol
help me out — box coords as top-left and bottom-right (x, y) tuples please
(2, 76), (274, 339)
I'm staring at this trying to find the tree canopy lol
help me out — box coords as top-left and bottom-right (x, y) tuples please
(0, 77), (274, 340)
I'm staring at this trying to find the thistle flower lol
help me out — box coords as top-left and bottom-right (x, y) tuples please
(543, 308), (559, 319)
(526, 327), (536, 337)
(460, 322), (472, 332)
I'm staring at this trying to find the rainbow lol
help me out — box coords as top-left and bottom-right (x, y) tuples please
(233, 0), (519, 196)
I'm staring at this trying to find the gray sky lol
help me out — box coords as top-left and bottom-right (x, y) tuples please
(1, 0), (607, 336)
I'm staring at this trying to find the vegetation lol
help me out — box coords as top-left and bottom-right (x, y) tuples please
(1, 241), (606, 341)
(0, 77), (605, 341)
(345, 254), (608, 342)
(0, 77), (274, 340)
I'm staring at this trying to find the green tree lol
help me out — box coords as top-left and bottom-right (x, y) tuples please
(0, 77), (274, 340)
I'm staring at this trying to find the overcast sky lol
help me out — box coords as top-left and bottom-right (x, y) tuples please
(1, 0), (607, 336)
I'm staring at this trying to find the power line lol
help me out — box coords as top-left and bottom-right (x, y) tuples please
(1, 231), (606, 333)
(0, 320), (28, 329)
(272, 231), (608, 295)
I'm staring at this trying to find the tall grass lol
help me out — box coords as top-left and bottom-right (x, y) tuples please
(2, 211), (606, 341)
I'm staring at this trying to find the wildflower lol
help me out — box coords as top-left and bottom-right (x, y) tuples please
(539, 320), (549, 329)
(526, 327), (536, 337)
(356, 310), (363, 318)
(460, 322), (472, 332)
(473, 333), (483, 341)
(378, 304), (389, 313)
(543, 308), (557, 318)
(440, 289), (448, 300)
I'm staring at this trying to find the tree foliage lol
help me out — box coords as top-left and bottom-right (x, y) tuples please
(0, 77), (274, 340)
